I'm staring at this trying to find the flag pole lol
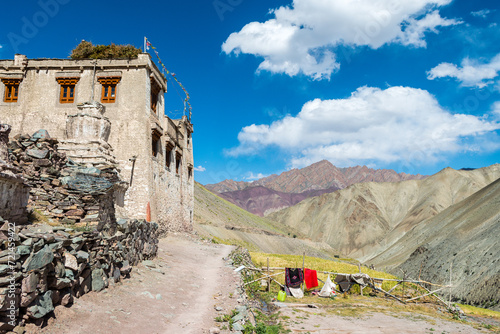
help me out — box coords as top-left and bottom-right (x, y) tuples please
(144, 36), (147, 53)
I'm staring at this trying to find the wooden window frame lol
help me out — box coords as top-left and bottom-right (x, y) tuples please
(2, 78), (22, 103)
(56, 77), (79, 104)
(98, 77), (121, 103)
(150, 78), (161, 114)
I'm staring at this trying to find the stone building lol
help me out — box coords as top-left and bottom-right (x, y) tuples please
(0, 54), (194, 231)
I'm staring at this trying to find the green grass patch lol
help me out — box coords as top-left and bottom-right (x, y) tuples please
(458, 304), (500, 319)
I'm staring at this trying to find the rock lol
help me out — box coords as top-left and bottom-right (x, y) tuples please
(142, 260), (156, 268)
(27, 290), (54, 319)
(0, 272), (22, 286)
(20, 291), (38, 307)
(215, 306), (223, 312)
(112, 268), (120, 283)
(51, 290), (61, 305)
(66, 209), (85, 217)
(64, 252), (78, 271)
(49, 278), (72, 289)
(209, 328), (221, 334)
(65, 269), (74, 280)
(60, 292), (73, 306)
(31, 130), (51, 140)
(141, 291), (155, 299)
(16, 245), (31, 256)
(26, 148), (49, 159)
(232, 322), (244, 331)
(75, 250), (89, 262)
(91, 268), (105, 292)
(21, 273), (39, 294)
(54, 261), (65, 278)
(0, 264), (10, 275)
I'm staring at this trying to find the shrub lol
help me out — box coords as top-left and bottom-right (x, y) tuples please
(70, 40), (142, 59)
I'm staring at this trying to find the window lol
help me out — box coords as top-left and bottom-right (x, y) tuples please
(56, 78), (79, 103)
(98, 77), (121, 103)
(2, 78), (21, 103)
(188, 166), (193, 180)
(165, 143), (174, 169)
(151, 78), (161, 113)
(176, 152), (182, 174)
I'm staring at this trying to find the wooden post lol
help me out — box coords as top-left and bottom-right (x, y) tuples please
(358, 263), (363, 296)
(267, 258), (270, 292)
(449, 262), (452, 308)
(302, 251), (305, 292)
(401, 269), (406, 301)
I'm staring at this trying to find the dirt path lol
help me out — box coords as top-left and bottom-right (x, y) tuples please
(26, 234), (241, 334)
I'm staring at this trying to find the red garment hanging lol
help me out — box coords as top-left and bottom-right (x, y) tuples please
(304, 268), (318, 290)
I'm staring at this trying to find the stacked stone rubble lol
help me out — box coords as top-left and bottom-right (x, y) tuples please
(0, 219), (158, 332)
(0, 125), (29, 225)
(7, 130), (125, 228)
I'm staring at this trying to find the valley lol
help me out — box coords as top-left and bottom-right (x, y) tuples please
(198, 162), (500, 312)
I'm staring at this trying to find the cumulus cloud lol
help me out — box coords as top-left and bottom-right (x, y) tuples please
(471, 9), (491, 18)
(194, 166), (206, 172)
(427, 53), (500, 87)
(222, 0), (461, 80)
(246, 172), (269, 181)
(227, 86), (500, 168)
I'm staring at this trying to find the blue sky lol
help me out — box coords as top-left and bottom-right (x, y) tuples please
(1, 0), (499, 185)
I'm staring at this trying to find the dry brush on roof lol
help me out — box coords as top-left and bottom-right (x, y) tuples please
(70, 40), (142, 60)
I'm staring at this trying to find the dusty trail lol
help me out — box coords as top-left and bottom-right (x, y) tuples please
(27, 234), (241, 334)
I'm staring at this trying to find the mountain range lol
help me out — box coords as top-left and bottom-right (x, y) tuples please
(198, 161), (500, 310)
(206, 160), (427, 216)
(268, 164), (500, 310)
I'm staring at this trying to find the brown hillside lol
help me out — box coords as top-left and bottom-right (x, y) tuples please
(268, 164), (500, 262)
(378, 177), (500, 311)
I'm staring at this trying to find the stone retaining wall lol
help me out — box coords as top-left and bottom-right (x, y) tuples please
(0, 218), (158, 332)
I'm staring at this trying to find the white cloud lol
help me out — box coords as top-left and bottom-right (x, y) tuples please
(194, 166), (206, 172)
(471, 9), (491, 18)
(227, 86), (500, 168)
(427, 53), (500, 87)
(245, 172), (268, 181)
(222, 0), (461, 80)
(493, 102), (500, 117)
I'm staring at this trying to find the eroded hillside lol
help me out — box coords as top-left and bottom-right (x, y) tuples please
(269, 165), (500, 262)
(193, 182), (336, 259)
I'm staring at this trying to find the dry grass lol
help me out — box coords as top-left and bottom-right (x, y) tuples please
(250, 252), (398, 292)
(459, 303), (500, 319)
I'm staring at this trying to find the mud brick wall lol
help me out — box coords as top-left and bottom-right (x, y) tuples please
(0, 219), (158, 332)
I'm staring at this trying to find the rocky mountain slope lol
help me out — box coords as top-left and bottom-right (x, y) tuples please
(379, 177), (500, 311)
(268, 164), (500, 262)
(193, 182), (336, 259)
(206, 160), (426, 216)
(217, 185), (340, 216)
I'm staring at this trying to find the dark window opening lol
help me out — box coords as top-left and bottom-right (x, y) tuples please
(166, 143), (174, 169)
(151, 78), (161, 113)
(188, 167), (193, 179)
(176, 152), (182, 174)
(152, 131), (162, 157)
